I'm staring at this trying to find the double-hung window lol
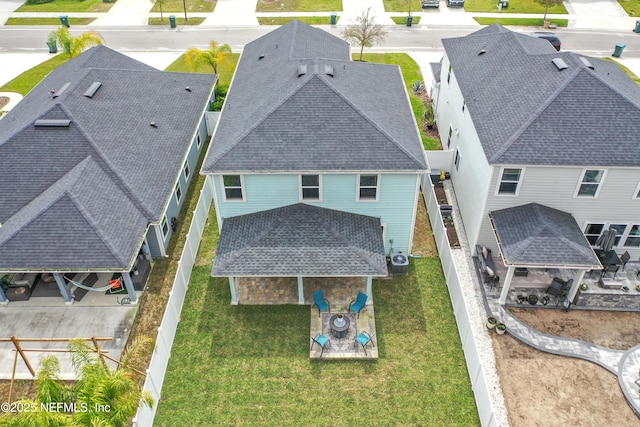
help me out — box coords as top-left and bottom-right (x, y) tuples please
(222, 175), (244, 201)
(175, 182), (182, 203)
(497, 168), (522, 195)
(161, 216), (169, 239)
(300, 175), (321, 201)
(624, 225), (640, 247)
(183, 161), (190, 180)
(576, 169), (605, 197)
(358, 174), (379, 201)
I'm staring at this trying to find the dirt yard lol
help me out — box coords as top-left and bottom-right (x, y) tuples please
(493, 308), (640, 426)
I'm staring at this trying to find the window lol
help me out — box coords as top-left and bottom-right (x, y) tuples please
(358, 174), (379, 201)
(497, 168), (522, 195)
(300, 175), (321, 201)
(576, 169), (605, 197)
(447, 126), (453, 149)
(183, 161), (190, 180)
(454, 149), (461, 171)
(584, 223), (604, 245)
(196, 134), (202, 148)
(609, 224), (627, 246)
(447, 64), (452, 84)
(175, 182), (182, 203)
(222, 175), (244, 201)
(634, 181), (640, 199)
(624, 225), (640, 247)
(161, 216), (169, 239)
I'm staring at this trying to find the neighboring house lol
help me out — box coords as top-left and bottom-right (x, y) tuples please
(0, 46), (216, 304)
(201, 21), (429, 304)
(429, 25), (640, 303)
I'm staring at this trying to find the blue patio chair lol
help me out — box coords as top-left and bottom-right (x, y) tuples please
(354, 331), (375, 356)
(310, 333), (330, 358)
(349, 291), (367, 317)
(312, 289), (330, 316)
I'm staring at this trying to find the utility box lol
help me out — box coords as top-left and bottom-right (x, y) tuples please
(169, 15), (176, 28)
(500, 0), (508, 8)
(390, 253), (409, 275)
(612, 43), (626, 58)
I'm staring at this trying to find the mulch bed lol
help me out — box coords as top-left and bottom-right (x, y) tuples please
(434, 184), (460, 248)
(0, 97), (9, 110)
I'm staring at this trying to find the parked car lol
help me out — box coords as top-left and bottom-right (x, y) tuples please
(531, 32), (561, 51)
(446, 0), (464, 6)
(422, 0), (440, 7)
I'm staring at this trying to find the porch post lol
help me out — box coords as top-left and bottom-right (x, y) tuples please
(566, 269), (586, 308)
(0, 286), (7, 305)
(297, 277), (304, 304)
(121, 272), (138, 304)
(366, 276), (373, 305)
(498, 266), (515, 305)
(229, 276), (238, 305)
(53, 273), (73, 304)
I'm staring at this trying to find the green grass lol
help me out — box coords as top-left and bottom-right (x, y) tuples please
(154, 256), (478, 425)
(16, 0), (114, 13)
(474, 17), (567, 26)
(464, 0), (567, 13)
(604, 57), (640, 85)
(4, 17), (96, 25)
(360, 53), (438, 150)
(384, 0), (421, 12)
(391, 15), (421, 24)
(618, 0), (640, 16)
(148, 17), (205, 25)
(256, 0), (342, 12)
(0, 54), (69, 95)
(150, 0), (214, 14)
(258, 16), (333, 25)
(164, 52), (239, 87)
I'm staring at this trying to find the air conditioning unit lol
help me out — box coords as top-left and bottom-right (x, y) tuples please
(390, 253), (409, 275)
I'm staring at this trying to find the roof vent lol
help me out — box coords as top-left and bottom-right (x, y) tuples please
(258, 54), (265, 60)
(83, 81), (102, 98)
(185, 86), (191, 92)
(478, 49), (486, 55)
(324, 64), (334, 77)
(52, 82), (70, 99)
(297, 64), (307, 77)
(552, 58), (569, 71)
(35, 119), (71, 127)
(150, 121), (158, 128)
(579, 56), (595, 70)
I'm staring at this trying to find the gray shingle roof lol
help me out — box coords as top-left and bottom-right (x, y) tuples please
(0, 46), (216, 270)
(202, 20), (427, 173)
(442, 25), (640, 167)
(489, 203), (601, 268)
(212, 203), (388, 276)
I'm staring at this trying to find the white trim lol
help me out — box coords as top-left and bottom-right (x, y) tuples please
(297, 277), (304, 304)
(356, 173), (380, 202)
(574, 168), (607, 198)
(633, 180), (640, 199)
(154, 223), (167, 257)
(407, 174), (421, 254)
(495, 167), (525, 196)
(220, 174), (245, 202)
(381, 222), (387, 245)
(210, 175), (223, 232)
(299, 174), (323, 202)
(174, 181), (183, 204)
(623, 224), (640, 248)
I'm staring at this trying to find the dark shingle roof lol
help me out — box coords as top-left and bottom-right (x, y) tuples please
(442, 25), (640, 167)
(489, 203), (601, 268)
(202, 20), (427, 173)
(212, 203), (388, 276)
(0, 46), (216, 270)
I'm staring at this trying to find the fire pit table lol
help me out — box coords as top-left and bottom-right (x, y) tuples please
(329, 314), (350, 339)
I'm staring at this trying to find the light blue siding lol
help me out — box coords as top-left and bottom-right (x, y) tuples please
(214, 173), (420, 255)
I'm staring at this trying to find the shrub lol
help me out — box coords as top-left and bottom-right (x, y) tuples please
(25, 0), (54, 5)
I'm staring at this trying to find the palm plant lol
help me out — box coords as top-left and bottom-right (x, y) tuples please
(48, 27), (104, 58)
(185, 40), (232, 74)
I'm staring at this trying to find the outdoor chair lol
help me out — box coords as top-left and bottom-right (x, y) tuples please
(354, 331), (376, 356)
(621, 251), (631, 271)
(349, 291), (368, 317)
(602, 264), (620, 279)
(310, 333), (330, 358)
(312, 290), (330, 316)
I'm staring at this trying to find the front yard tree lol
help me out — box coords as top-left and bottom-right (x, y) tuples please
(534, 0), (563, 24)
(185, 40), (232, 75)
(151, 0), (164, 21)
(49, 27), (104, 58)
(341, 7), (388, 62)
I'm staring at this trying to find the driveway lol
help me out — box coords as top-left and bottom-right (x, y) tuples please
(566, 0), (635, 30)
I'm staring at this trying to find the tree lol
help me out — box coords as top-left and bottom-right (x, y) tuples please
(534, 0), (563, 24)
(48, 27), (104, 58)
(185, 40), (232, 74)
(341, 7), (388, 62)
(150, 0), (164, 21)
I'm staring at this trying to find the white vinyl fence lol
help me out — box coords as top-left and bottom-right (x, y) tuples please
(132, 175), (214, 426)
(420, 175), (499, 427)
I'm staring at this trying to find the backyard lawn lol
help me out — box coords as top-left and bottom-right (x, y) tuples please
(464, 0), (567, 13)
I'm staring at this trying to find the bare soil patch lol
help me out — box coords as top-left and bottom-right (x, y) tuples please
(492, 308), (640, 426)
(0, 97), (9, 110)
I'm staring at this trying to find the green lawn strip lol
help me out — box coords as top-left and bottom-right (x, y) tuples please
(0, 54), (69, 95)
(4, 17), (95, 25)
(618, 0), (640, 16)
(383, 0), (421, 13)
(474, 17), (567, 26)
(16, 0), (113, 13)
(257, 16), (333, 25)
(150, 0), (214, 14)
(164, 52), (239, 87)
(256, 0), (342, 13)
(391, 15), (421, 24)
(604, 57), (640, 85)
(464, 0), (567, 13)
(148, 17), (205, 25)
(154, 258), (479, 425)
(360, 53), (437, 150)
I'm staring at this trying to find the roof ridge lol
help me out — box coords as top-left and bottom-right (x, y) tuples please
(318, 72), (426, 169)
(579, 61), (640, 110)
